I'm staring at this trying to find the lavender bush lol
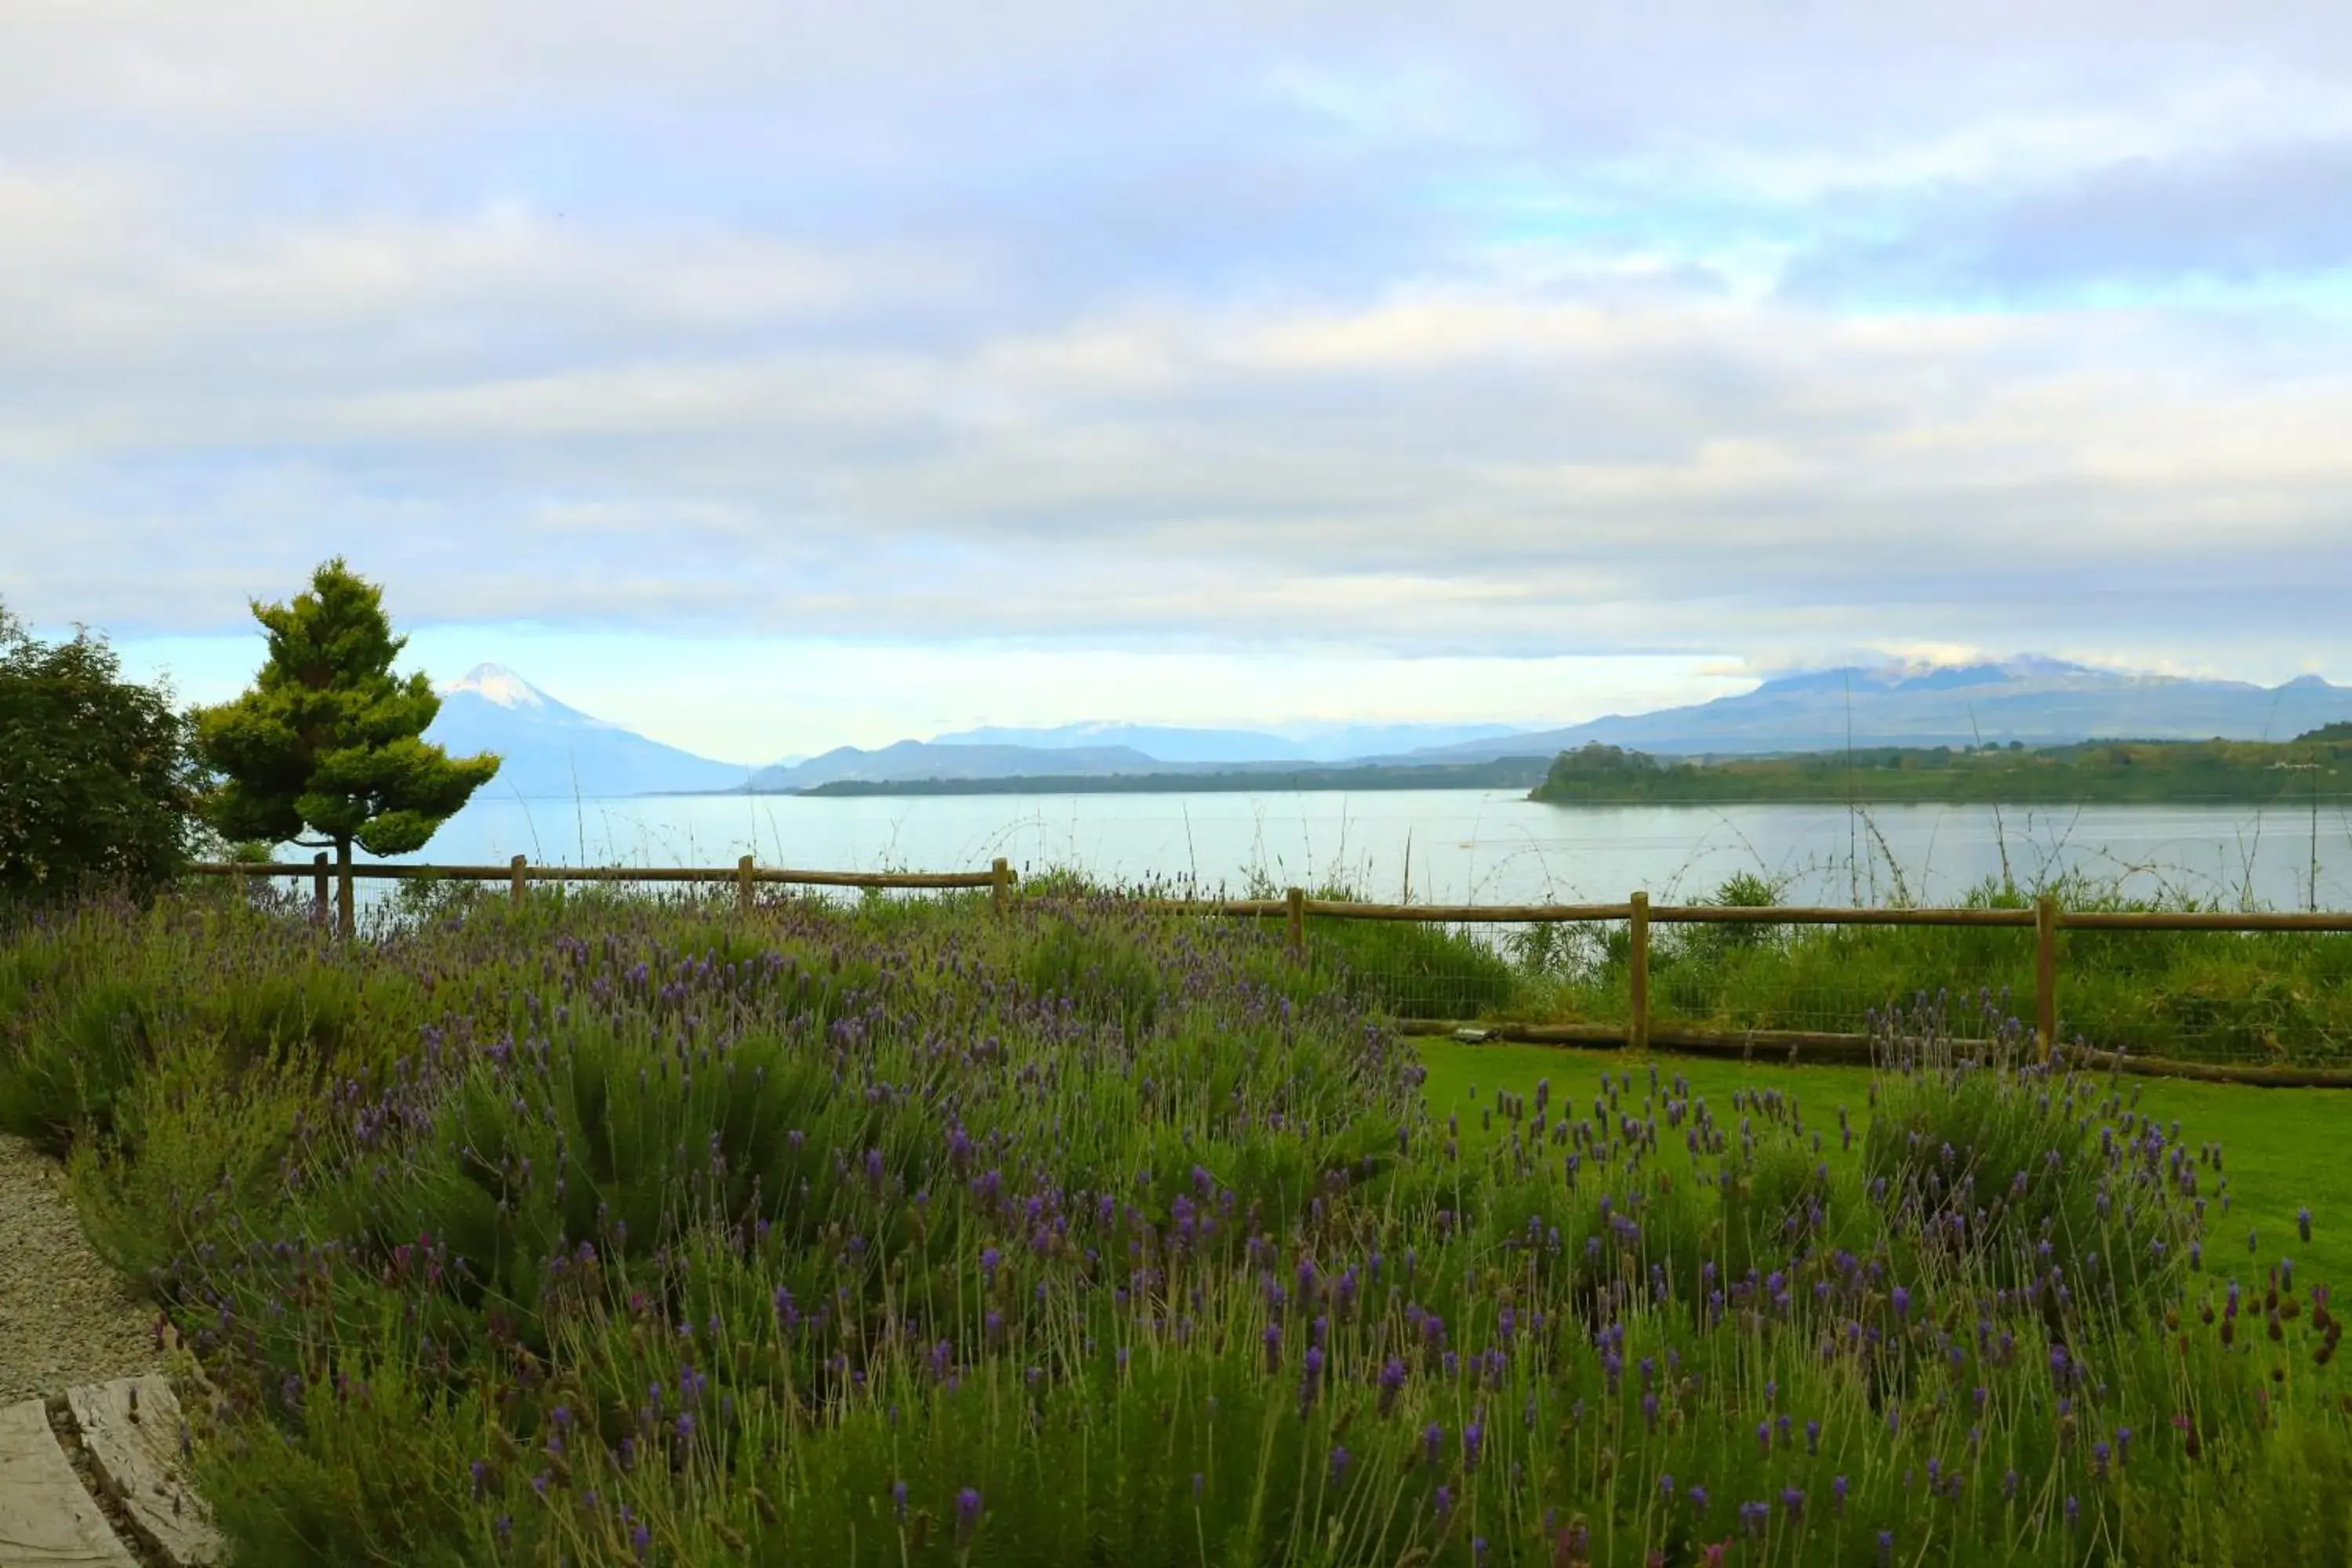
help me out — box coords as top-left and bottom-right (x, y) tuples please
(2, 883), (2347, 1565)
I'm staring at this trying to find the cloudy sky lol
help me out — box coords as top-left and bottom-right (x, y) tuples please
(5, 2), (2349, 762)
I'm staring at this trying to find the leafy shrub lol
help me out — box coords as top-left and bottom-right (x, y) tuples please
(0, 616), (205, 906)
(1864, 996), (2192, 1319)
(1014, 906), (1166, 1035)
(0, 974), (161, 1150)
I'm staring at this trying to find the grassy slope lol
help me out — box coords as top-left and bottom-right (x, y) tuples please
(1418, 1040), (2351, 1288)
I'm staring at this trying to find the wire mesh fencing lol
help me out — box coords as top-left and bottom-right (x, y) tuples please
(2054, 924), (2352, 1066)
(1301, 906), (1632, 1029)
(1645, 913), (2037, 1044)
(1267, 891), (2352, 1076)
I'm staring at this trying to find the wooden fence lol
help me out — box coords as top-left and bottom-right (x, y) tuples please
(188, 854), (1018, 919)
(185, 862), (2352, 1085)
(1152, 889), (2352, 1087)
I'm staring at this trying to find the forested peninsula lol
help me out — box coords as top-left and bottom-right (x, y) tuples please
(1528, 727), (2352, 804)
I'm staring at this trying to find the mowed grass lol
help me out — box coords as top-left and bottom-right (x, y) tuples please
(1419, 1040), (2352, 1290)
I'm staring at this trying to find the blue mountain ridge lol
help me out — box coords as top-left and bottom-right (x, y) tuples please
(425, 656), (2352, 797)
(1398, 658), (2352, 764)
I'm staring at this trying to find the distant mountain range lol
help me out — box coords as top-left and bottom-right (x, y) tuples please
(1397, 658), (2352, 764)
(425, 665), (759, 798)
(930, 720), (1528, 764)
(743, 742), (1170, 792)
(421, 656), (2352, 798)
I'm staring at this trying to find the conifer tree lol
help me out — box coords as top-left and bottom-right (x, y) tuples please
(194, 559), (498, 935)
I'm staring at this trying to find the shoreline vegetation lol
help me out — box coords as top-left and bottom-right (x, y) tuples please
(664, 728), (2352, 804)
(1530, 731), (2352, 806)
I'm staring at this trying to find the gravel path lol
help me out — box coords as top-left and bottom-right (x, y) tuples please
(0, 1134), (160, 1406)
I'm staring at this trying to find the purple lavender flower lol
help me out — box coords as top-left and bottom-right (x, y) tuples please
(1463, 1418), (1484, 1469)
(1834, 1475), (1849, 1512)
(2300, 1207), (2314, 1243)
(955, 1488), (983, 1545)
(1330, 1446), (1352, 1483)
(1423, 1421), (1445, 1466)
(892, 1480), (908, 1519)
(1377, 1357), (1406, 1417)
(1434, 1485), (1455, 1519)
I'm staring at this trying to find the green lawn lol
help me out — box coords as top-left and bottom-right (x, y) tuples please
(1417, 1040), (2352, 1291)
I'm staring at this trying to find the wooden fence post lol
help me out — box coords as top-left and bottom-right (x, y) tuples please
(1287, 887), (1306, 963)
(2035, 893), (2059, 1062)
(1629, 891), (1651, 1052)
(992, 858), (1011, 916)
(311, 851), (329, 924)
(738, 853), (756, 915)
(510, 853), (528, 906)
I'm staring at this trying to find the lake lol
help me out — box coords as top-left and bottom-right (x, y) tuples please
(344, 788), (2352, 913)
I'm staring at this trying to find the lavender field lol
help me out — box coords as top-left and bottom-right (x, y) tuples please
(2, 883), (2347, 1565)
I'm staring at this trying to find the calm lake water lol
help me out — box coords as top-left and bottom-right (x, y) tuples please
(346, 789), (2352, 913)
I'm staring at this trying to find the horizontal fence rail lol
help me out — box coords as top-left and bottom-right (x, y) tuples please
(187, 855), (1019, 931)
(190, 858), (1004, 890)
(181, 861), (2352, 1086)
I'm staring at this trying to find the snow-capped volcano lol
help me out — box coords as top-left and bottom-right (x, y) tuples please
(442, 662), (549, 710)
(426, 665), (756, 797)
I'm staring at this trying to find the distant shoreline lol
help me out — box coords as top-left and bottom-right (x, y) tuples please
(750, 757), (1553, 797)
(1530, 735), (2352, 806)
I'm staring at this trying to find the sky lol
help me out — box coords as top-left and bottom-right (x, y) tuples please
(4, 2), (2350, 762)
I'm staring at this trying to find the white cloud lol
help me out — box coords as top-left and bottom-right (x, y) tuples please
(2, 0), (2348, 724)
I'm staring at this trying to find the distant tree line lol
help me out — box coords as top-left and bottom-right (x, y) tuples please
(1530, 735), (2352, 805)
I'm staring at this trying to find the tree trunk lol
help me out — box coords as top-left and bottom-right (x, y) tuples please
(336, 837), (354, 940)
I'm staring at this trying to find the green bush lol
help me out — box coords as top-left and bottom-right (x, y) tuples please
(1863, 997), (2190, 1321)
(0, 614), (205, 906)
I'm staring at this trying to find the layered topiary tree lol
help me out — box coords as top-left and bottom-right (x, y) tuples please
(194, 559), (499, 936)
(0, 601), (206, 905)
